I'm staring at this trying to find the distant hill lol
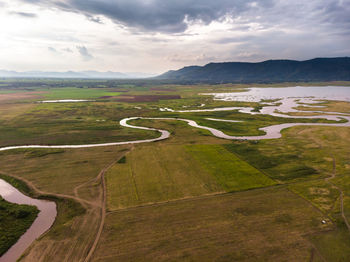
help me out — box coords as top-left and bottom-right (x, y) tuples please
(0, 70), (156, 79)
(157, 57), (350, 83)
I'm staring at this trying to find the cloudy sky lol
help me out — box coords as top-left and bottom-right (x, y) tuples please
(1, 0), (349, 74)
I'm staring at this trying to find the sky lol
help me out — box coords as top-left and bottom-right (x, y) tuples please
(0, 0), (349, 74)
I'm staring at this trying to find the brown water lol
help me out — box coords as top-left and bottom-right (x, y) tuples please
(0, 179), (56, 262)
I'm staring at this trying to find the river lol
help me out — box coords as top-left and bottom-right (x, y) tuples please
(0, 179), (56, 262)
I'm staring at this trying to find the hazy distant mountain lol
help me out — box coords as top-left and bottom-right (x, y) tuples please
(0, 70), (156, 79)
(157, 57), (350, 83)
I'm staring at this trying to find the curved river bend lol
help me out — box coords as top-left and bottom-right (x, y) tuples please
(0, 179), (56, 262)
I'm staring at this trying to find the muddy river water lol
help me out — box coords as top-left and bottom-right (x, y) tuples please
(0, 179), (56, 262)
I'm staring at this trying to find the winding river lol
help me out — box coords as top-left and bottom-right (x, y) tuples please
(1, 86), (350, 260)
(0, 179), (56, 262)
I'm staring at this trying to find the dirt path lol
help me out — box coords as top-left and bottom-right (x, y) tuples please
(0, 171), (94, 207)
(1, 149), (129, 262)
(83, 156), (125, 262)
(0, 170), (102, 262)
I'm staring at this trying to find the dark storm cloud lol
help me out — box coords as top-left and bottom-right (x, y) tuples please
(85, 14), (103, 24)
(320, 0), (350, 32)
(10, 11), (37, 18)
(16, 0), (350, 35)
(18, 0), (275, 32)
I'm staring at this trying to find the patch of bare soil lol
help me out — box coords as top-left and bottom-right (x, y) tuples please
(0, 92), (44, 102)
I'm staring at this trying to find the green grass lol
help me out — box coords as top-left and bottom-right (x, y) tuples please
(106, 144), (222, 210)
(0, 197), (39, 256)
(224, 141), (324, 182)
(289, 180), (339, 215)
(0, 102), (159, 147)
(41, 87), (121, 100)
(186, 144), (276, 191)
(117, 155), (126, 163)
(0, 147), (127, 196)
(43, 196), (86, 240)
(106, 142), (277, 212)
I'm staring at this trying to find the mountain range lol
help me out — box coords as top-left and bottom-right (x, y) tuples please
(2, 57), (350, 82)
(0, 70), (156, 79)
(157, 57), (350, 83)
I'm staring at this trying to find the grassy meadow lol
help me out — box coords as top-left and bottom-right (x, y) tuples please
(93, 188), (331, 262)
(0, 81), (349, 261)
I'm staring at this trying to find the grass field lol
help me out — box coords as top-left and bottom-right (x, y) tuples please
(106, 144), (275, 211)
(297, 101), (350, 114)
(310, 229), (350, 262)
(290, 180), (339, 215)
(106, 144), (223, 210)
(93, 188), (331, 262)
(0, 102), (159, 147)
(224, 138), (327, 183)
(0, 147), (127, 196)
(185, 144), (276, 191)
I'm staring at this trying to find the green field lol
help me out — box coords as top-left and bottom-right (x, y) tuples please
(106, 144), (275, 211)
(106, 144), (223, 210)
(185, 144), (276, 191)
(0, 102), (159, 147)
